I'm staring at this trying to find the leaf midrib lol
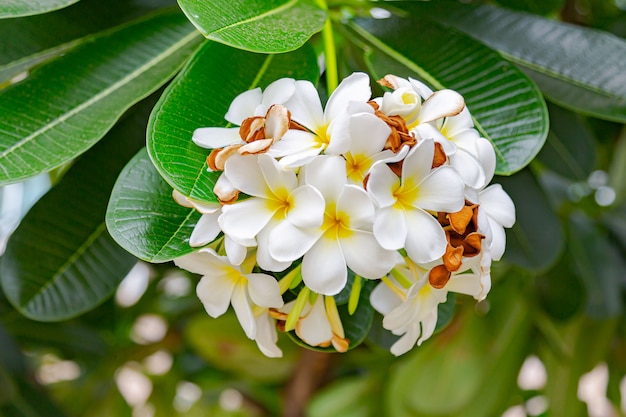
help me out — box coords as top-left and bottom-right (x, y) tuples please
(0, 29), (200, 163)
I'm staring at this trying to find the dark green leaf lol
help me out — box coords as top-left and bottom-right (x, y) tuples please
(0, 0), (176, 83)
(420, 1), (626, 122)
(0, 0), (79, 18)
(493, 0), (564, 15)
(0, 10), (202, 185)
(536, 254), (586, 321)
(177, 0), (326, 53)
(350, 15), (548, 175)
(499, 168), (564, 271)
(567, 212), (623, 318)
(106, 149), (201, 263)
(0, 97), (152, 321)
(147, 41), (319, 202)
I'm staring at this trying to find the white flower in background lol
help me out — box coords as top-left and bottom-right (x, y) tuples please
(174, 248), (284, 356)
(218, 153), (325, 271)
(367, 138), (465, 263)
(268, 72), (372, 167)
(269, 155), (397, 295)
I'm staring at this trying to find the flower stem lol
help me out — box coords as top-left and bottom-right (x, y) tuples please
(285, 287), (310, 332)
(316, 0), (338, 94)
(348, 275), (362, 315)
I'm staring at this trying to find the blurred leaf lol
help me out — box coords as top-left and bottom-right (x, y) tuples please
(0, 0), (80, 18)
(107, 149), (201, 263)
(567, 212), (623, 318)
(0, 0), (176, 84)
(419, 1), (626, 123)
(536, 255), (585, 321)
(178, 0), (326, 53)
(0, 97), (154, 321)
(351, 15), (548, 175)
(385, 277), (531, 417)
(185, 311), (297, 382)
(609, 127), (626, 202)
(537, 103), (596, 180)
(0, 366), (15, 405)
(307, 375), (378, 417)
(0, 10), (202, 185)
(499, 168), (564, 271)
(493, 0), (564, 15)
(147, 41), (319, 202)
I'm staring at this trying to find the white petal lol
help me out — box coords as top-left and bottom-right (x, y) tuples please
(367, 163), (399, 209)
(477, 137), (496, 186)
(487, 216), (507, 261)
(264, 104), (290, 139)
(445, 273), (483, 298)
(415, 123), (456, 155)
(276, 145), (324, 168)
(260, 78), (296, 110)
(257, 153), (297, 196)
(172, 190), (193, 207)
(193, 127), (242, 149)
(325, 112), (352, 155)
(402, 139), (435, 185)
(284, 80), (324, 129)
(373, 207), (407, 250)
(188, 199), (221, 214)
(196, 274), (236, 318)
(174, 248), (220, 276)
(189, 211), (221, 247)
(341, 230), (396, 279)
(231, 284), (256, 339)
(255, 225), (292, 272)
(390, 324), (420, 356)
(416, 310), (439, 345)
(325, 72), (371, 122)
(408, 77), (434, 98)
(301, 155), (347, 201)
(480, 184), (516, 227)
(337, 185), (374, 229)
(349, 112), (391, 156)
(302, 236), (347, 295)
(418, 90), (465, 123)
(412, 166), (465, 213)
(213, 174), (238, 203)
(370, 282), (403, 315)
(246, 273), (284, 308)
(223, 154), (267, 197)
(269, 221), (323, 262)
(442, 107), (474, 135)
(225, 87), (262, 124)
(404, 209), (447, 263)
(297, 297), (333, 346)
(219, 198), (276, 241)
(225, 236), (247, 266)
(254, 312), (282, 358)
(449, 150), (486, 189)
(287, 185), (325, 228)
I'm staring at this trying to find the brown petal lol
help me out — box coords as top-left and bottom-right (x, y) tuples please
(238, 138), (273, 155)
(429, 265), (451, 289)
(432, 141), (447, 168)
(239, 116), (265, 142)
(443, 243), (464, 272)
(264, 104), (290, 140)
(448, 205), (475, 234)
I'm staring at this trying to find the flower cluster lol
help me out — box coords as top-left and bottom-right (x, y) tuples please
(173, 73), (515, 357)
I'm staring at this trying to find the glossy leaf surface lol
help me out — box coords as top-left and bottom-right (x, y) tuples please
(0, 98), (152, 321)
(0, 0), (79, 18)
(147, 41), (319, 202)
(0, 10), (202, 185)
(177, 0), (326, 53)
(419, 2), (626, 122)
(106, 149), (200, 263)
(351, 16), (548, 175)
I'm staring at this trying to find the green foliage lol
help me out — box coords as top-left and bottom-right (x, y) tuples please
(0, 0), (625, 416)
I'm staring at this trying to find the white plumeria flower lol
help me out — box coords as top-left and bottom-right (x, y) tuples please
(172, 190), (221, 247)
(192, 78), (297, 150)
(371, 258), (485, 356)
(367, 138), (465, 264)
(174, 248), (284, 355)
(267, 72), (372, 167)
(269, 155), (397, 295)
(253, 308), (283, 358)
(218, 153), (325, 271)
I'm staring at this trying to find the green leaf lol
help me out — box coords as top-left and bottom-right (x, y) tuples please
(147, 41), (319, 202)
(499, 168), (564, 271)
(0, 10), (202, 186)
(419, 1), (626, 123)
(106, 149), (201, 263)
(0, 97), (153, 321)
(350, 15), (548, 175)
(177, 0), (326, 53)
(0, 0), (80, 18)
(493, 0), (564, 15)
(537, 103), (597, 180)
(567, 212), (623, 318)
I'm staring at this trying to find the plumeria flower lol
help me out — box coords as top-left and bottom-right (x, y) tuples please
(269, 155), (397, 295)
(367, 138), (465, 264)
(371, 257), (485, 356)
(174, 248), (284, 356)
(172, 190), (221, 247)
(267, 72), (372, 167)
(218, 153), (325, 271)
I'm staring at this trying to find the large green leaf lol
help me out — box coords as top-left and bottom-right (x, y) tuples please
(350, 15), (548, 175)
(106, 149), (200, 263)
(0, 0), (80, 18)
(0, 98), (153, 321)
(418, 1), (626, 122)
(177, 0), (326, 53)
(0, 10), (202, 186)
(0, 0), (176, 84)
(147, 41), (319, 202)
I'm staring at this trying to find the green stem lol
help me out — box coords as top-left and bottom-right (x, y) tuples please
(319, 4), (338, 94)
